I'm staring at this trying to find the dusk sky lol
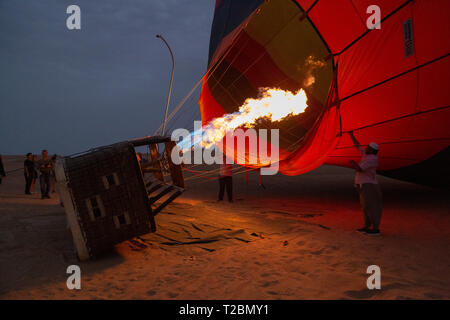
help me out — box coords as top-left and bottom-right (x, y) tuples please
(0, 0), (215, 155)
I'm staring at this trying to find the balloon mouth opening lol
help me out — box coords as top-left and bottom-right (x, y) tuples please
(249, 89), (327, 155)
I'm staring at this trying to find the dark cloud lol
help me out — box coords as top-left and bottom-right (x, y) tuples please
(0, 0), (214, 155)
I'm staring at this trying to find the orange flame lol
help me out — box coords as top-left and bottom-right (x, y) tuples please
(201, 88), (309, 149)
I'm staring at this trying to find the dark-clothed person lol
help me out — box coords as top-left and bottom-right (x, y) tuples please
(37, 150), (53, 199)
(31, 155), (38, 192)
(50, 154), (57, 193)
(24, 153), (35, 194)
(348, 132), (382, 235)
(218, 163), (233, 202)
(0, 155), (5, 184)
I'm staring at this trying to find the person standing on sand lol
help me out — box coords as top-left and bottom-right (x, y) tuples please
(0, 155), (6, 184)
(31, 155), (38, 193)
(24, 153), (35, 195)
(37, 150), (53, 199)
(50, 154), (58, 193)
(348, 131), (382, 235)
(218, 161), (233, 203)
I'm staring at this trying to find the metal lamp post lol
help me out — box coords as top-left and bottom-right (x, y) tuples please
(156, 34), (174, 136)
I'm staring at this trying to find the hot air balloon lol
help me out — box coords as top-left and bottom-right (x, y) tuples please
(199, 0), (450, 187)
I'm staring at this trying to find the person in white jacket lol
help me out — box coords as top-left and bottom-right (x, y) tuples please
(348, 131), (382, 235)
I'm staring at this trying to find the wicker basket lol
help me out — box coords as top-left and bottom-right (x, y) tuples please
(56, 142), (154, 260)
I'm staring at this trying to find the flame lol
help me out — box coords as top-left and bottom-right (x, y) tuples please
(299, 55), (326, 88)
(178, 88), (309, 151)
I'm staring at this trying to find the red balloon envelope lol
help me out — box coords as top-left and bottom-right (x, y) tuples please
(199, 0), (450, 187)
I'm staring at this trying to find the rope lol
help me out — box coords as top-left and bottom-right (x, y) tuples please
(153, 2), (313, 142)
(183, 166), (222, 174)
(154, 1), (309, 136)
(186, 166), (258, 186)
(182, 167), (220, 181)
(159, 0), (415, 140)
(152, 12), (260, 136)
(183, 164), (242, 182)
(153, 77), (204, 135)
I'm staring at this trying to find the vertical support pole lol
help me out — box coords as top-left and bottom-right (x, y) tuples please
(149, 143), (164, 182)
(259, 168), (262, 186)
(245, 167), (248, 184)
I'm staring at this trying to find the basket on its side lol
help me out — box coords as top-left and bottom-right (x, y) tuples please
(56, 136), (184, 260)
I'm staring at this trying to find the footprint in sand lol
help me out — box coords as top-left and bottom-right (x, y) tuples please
(311, 248), (325, 255)
(167, 292), (179, 298)
(260, 280), (279, 288)
(330, 263), (341, 268)
(266, 271), (281, 277)
(146, 290), (156, 296)
(307, 273), (319, 280)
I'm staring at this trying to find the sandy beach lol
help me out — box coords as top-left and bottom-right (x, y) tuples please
(0, 155), (449, 300)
